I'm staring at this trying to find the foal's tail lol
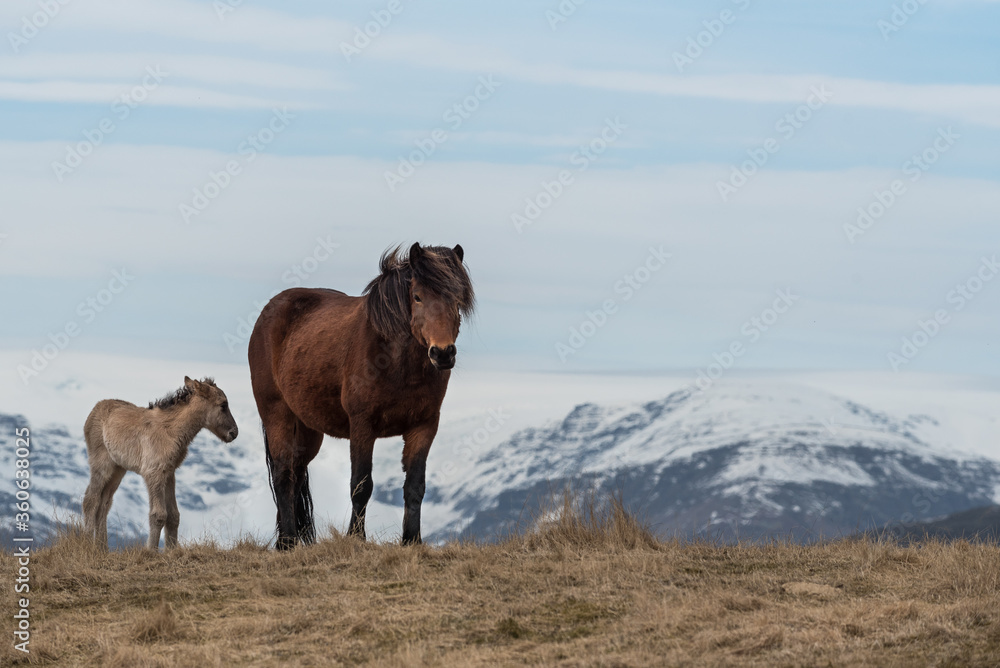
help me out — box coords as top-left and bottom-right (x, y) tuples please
(262, 424), (316, 545)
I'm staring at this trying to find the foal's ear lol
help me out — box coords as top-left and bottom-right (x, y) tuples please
(453, 244), (464, 262)
(184, 376), (196, 388)
(409, 242), (422, 263)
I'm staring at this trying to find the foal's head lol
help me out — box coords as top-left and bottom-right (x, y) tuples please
(364, 242), (475, 370)
(183, 376), (239, 442)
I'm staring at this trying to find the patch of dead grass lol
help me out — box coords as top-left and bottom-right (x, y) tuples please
(0, 507), (997, 666)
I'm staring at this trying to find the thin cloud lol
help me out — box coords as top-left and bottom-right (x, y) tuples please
(0, 81), (318, 110)
(0, 53), (347, 92)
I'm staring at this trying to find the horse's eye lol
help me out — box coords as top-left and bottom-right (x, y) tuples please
(414, 295), (422, 303)
(220, 401), (228, 411)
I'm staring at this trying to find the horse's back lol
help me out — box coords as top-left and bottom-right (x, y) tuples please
(249, 287), (362, 380)
(85, 398), (141, 449)
(249, 287), (363, 437)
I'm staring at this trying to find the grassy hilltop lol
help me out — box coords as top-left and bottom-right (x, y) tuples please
(2, 502), (999, 667)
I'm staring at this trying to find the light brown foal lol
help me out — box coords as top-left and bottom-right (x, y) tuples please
(82, 377), (238, 550)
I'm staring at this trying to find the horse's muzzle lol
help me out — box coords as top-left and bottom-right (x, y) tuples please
(225, 427), (239, 442)
(428, 344), (456, 370)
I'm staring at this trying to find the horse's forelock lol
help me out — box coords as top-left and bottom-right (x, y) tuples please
(363, 244), (475, 340)
(409, 245), (476, 317)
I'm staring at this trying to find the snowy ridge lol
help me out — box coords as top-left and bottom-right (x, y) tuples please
(0, 351), (997, 546)
(388, 381), (1000, 542)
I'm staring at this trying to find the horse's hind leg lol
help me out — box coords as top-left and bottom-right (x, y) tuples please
(83, 475), (104, 539)
(83, 436), (123, 547)
(95, 466), (126, 548)
(143, 471), (169, 550)
(264, 408), (322, 550)
(292, 428), (322, 545)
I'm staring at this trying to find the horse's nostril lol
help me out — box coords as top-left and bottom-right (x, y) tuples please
(445, 345), (456, 357)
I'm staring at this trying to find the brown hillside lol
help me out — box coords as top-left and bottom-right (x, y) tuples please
(2, 503), (998, 667)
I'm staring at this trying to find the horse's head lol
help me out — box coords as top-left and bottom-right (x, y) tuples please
(184, 376), (239, 443)
(364, 242), (476, 371)
(407, 243), (473, 371)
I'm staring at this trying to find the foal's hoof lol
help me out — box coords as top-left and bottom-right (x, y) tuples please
(275, 537), (297, 551)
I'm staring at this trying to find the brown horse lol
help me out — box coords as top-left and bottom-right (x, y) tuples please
(248, 243), (474, 549)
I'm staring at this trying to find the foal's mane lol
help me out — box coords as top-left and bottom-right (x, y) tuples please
(148, 377), (217, 410)
(362, 244), (475, 340)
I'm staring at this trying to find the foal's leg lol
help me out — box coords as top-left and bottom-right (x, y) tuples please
(143, 471), (169, 551)
(95, 466), (126, 548)
(83, 466), (110, 540)
(348, 420), (376, 540)
(400, 420), (438, 545)
(164, 471), (180, 549)
(83, 435), (116, 541)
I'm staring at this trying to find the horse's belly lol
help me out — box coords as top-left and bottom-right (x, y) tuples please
(289, 397), (351, 440)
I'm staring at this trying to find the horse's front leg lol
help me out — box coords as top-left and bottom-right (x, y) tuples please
(143, 471), (168, 551)
(164, 471), (180, 549)
(348, 421), (376, 540)
(401, 420), (439, 545)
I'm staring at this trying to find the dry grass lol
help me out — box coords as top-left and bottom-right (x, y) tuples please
(2, 501), (999, 667)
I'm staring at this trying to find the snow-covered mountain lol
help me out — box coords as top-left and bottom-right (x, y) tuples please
(380, 382), (1000, 542)
(0, 351), (998, 547)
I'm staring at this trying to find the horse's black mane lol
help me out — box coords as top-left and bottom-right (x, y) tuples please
(363, 244), (475, 340)
(148, 377), (216, 410)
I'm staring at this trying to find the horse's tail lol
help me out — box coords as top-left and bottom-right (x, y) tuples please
(262, 423), (279, 533)
(262, 423), (316, 545)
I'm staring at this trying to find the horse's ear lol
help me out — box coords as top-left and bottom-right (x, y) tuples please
(409, 242), (422, 263)
(184, 376), (195, 388)
(453, 244), (464, 262)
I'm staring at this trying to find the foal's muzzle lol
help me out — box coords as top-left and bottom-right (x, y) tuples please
(428, 344), (457, 370)
(225, 427), (239, 442)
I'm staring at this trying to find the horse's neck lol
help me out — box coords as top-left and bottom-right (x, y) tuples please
(384, 337), (432, 378)
(163, 403), (207, 450)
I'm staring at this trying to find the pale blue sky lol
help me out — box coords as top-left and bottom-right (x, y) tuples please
(1, 0), (998, 381)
